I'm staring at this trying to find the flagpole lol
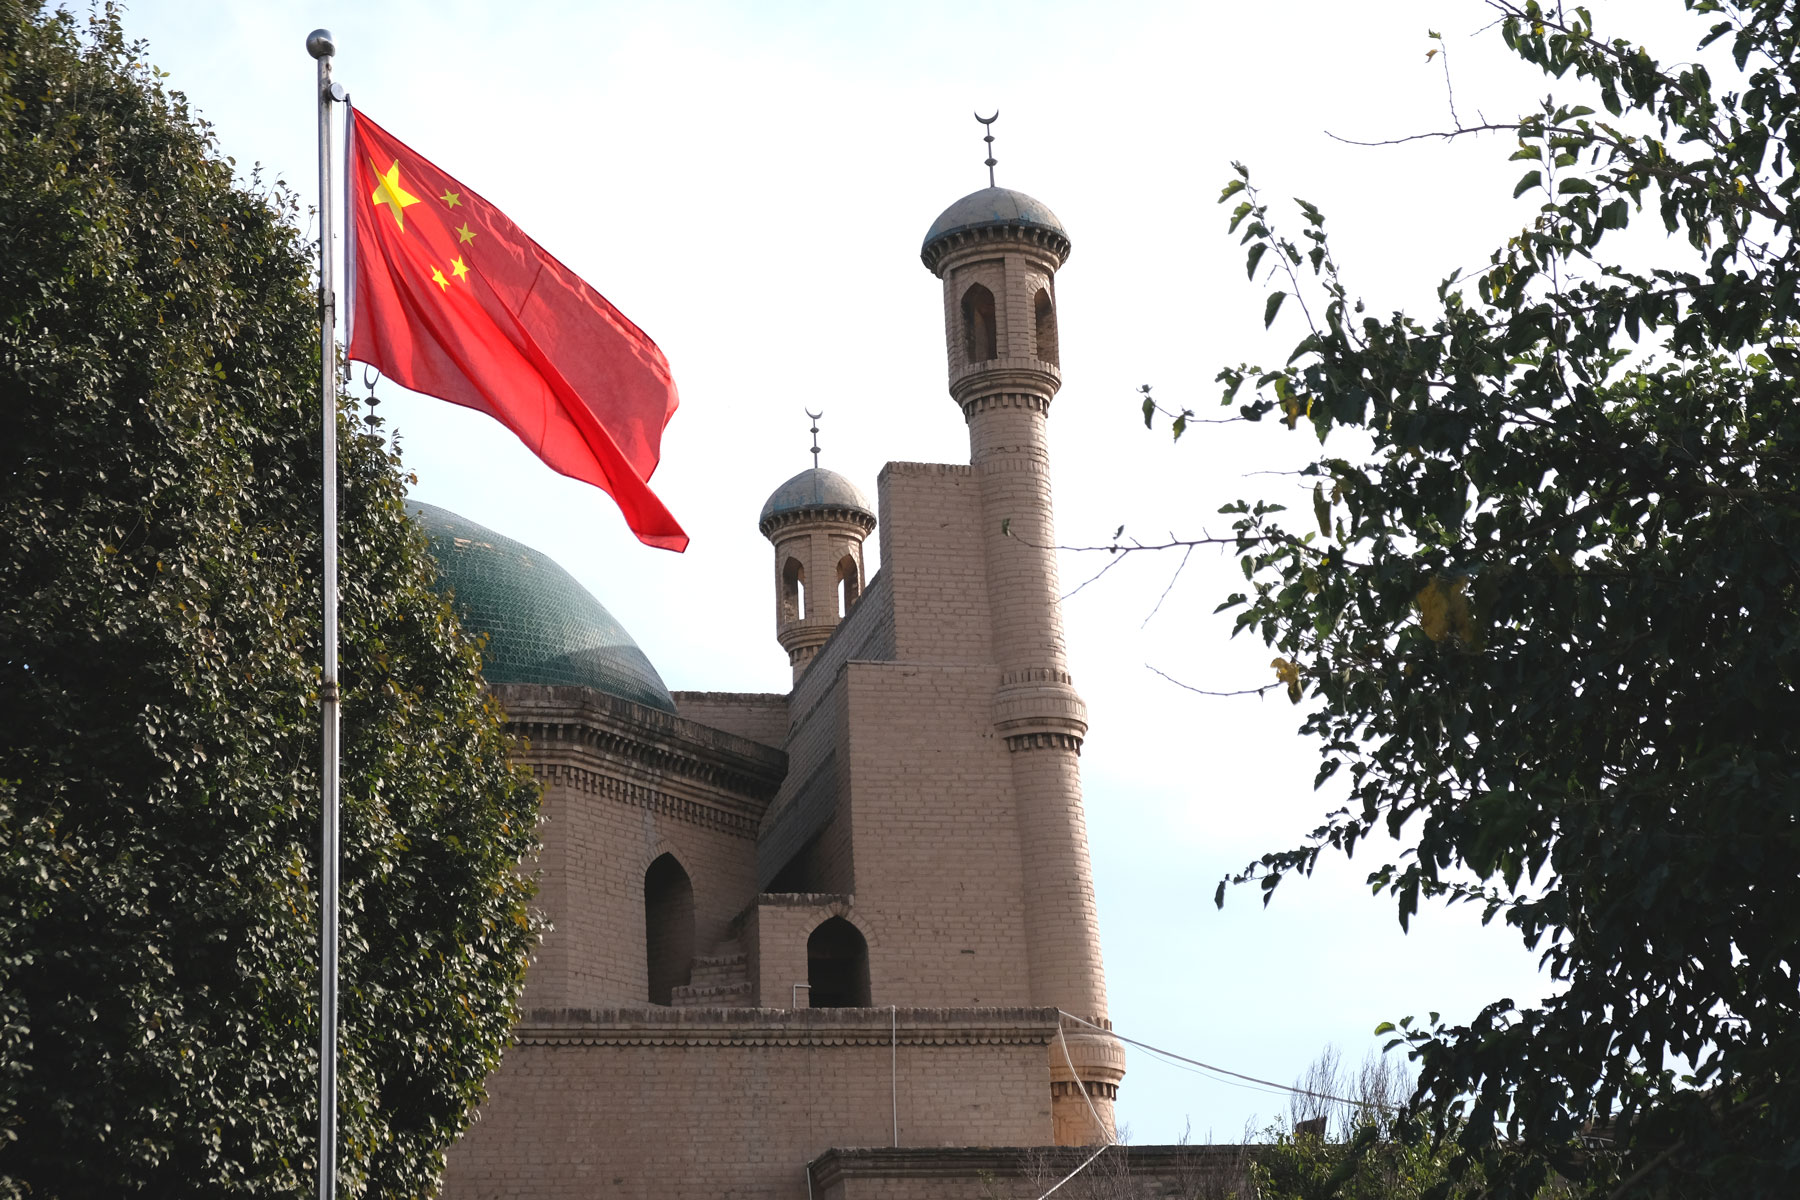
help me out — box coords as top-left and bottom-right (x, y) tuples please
(305, 27), (342, 1200)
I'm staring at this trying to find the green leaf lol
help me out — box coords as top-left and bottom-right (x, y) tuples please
(1246, 242), (1268, 280)
(1264, 290), (1286, 328)
(1513, 170), (1542, 198)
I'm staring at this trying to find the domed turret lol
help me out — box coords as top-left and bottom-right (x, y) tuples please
(410, 502), (676, 712)
(759, 452), (875, 685)
(758, 467), (875, 531)
(920, 186), (1070, 273)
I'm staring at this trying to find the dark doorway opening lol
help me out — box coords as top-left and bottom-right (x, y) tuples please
(806, 916), (870, 1007)
(644, 853), (694, 1005)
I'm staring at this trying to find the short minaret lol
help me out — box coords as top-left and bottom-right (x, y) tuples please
(759, 418), (876, 685)
(920, 139), (1124, 1146)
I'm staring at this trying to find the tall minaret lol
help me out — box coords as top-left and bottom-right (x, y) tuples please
(759, 417), (877, 685)
(920, 127), (1124, 1146)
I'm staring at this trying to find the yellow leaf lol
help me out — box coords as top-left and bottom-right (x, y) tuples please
(1270, 657), (1303, 704)
(1425, 48), (1439, 61)
(1415, 574), (1474, 643)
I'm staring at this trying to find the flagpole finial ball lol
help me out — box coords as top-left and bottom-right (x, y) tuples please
(305, 29), (336, 59)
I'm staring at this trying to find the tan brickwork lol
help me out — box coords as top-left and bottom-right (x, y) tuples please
(874, 463), (994, 664)
(843, 661), (1033, 1006)
(670, 690), (789, 748)
(745, 892), (863, 1007)
(443, 1008), (1057, 1200)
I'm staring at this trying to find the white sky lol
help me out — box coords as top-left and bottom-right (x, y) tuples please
(118, 0), (1721, 1146)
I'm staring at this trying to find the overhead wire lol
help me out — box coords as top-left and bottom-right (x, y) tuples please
(1058, 1010), (1384, 1111)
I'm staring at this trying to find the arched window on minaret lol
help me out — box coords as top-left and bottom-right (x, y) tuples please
(644, 854), (694, 1005)
(962, 283), (997, 364)
(1034, 287), (1059, 366)
(806, 917), (870, 1007)
(836, 554), (860, 617)
(782, 557), (806, 621)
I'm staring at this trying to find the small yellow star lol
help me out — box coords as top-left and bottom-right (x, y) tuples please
(450, 256), (470, 281)
(456, 222), (476, 244)
(430, 265), (449, 291)
(440, 189), (461, 208)
(369, 158), (422, 230)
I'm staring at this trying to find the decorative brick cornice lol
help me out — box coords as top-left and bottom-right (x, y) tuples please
(921, 221), (1071, 274)
(758, 506), (877, 540)
(513, 1005), (1061, 1048)
(961, 392), (1051, 421)
(500, 687), (786, 797)
(534, 761), (761, 839)
(495, 685), (788, 837)
(999, 667), (1073, 688)
(1003, 731), (1084, 754)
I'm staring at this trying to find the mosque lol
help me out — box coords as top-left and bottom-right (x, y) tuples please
(423, 172), (1232, 1198)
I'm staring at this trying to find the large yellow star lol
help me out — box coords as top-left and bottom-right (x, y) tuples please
(430, 265), (449, 291)
(450, 256), (470, 281)
(370, 158), (422, 230)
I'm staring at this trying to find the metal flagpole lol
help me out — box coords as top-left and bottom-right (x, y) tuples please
(305, 27), (344, 1200)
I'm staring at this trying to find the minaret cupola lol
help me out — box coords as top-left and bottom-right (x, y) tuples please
(759, 414), (875, 685)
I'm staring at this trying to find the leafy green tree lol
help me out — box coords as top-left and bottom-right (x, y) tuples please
(0, 4), (540, 1195)
(1148, 1), (1800, 1195)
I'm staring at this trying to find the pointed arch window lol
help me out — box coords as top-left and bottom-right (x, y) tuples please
(836, 554), (860, 617)
(1034, 287), (1059, 366)
(782, 557), (807, 621)
(962, 283), (997, 364)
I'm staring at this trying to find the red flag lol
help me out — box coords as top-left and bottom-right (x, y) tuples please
(346, 110), (687, 551)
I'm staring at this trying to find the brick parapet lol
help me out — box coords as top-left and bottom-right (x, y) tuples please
(811, 1145), (1253, 1200)
(515, 1004), (1059, 1046)
(670, 691), (789, 748)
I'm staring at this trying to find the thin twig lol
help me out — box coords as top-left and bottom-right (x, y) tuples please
(1148, 664), (1277, 699)
(1142, 544), (1195, 628)
(1060, 545), (1134, 602)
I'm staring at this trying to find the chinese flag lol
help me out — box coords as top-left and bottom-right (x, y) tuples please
(346, 110), (687, 551)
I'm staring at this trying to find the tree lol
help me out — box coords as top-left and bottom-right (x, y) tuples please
(1250, 1046), (1576, 1200)
(1147, 1), (1800, 1195)
(0, 4), (540, 1195)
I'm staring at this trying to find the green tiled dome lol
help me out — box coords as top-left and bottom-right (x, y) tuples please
(410, 502), (676, 713)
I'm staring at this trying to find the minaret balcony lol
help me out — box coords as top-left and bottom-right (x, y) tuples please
(949, 357), (1062, 408)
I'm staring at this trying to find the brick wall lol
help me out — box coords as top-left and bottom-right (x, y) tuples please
(843, 662), (1032, 1007)
(671, 691), (789, 748)
(875, 464), (994, 665)
(442, 1008), (1057, 1200)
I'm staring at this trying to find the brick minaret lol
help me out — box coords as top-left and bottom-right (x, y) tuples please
(760, 466), (877, 684)
(922, 188), (1125, 1145)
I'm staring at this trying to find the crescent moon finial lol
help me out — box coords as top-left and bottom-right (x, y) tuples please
(806, 409), (824, 468)
(974, 111), (1000, 187)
